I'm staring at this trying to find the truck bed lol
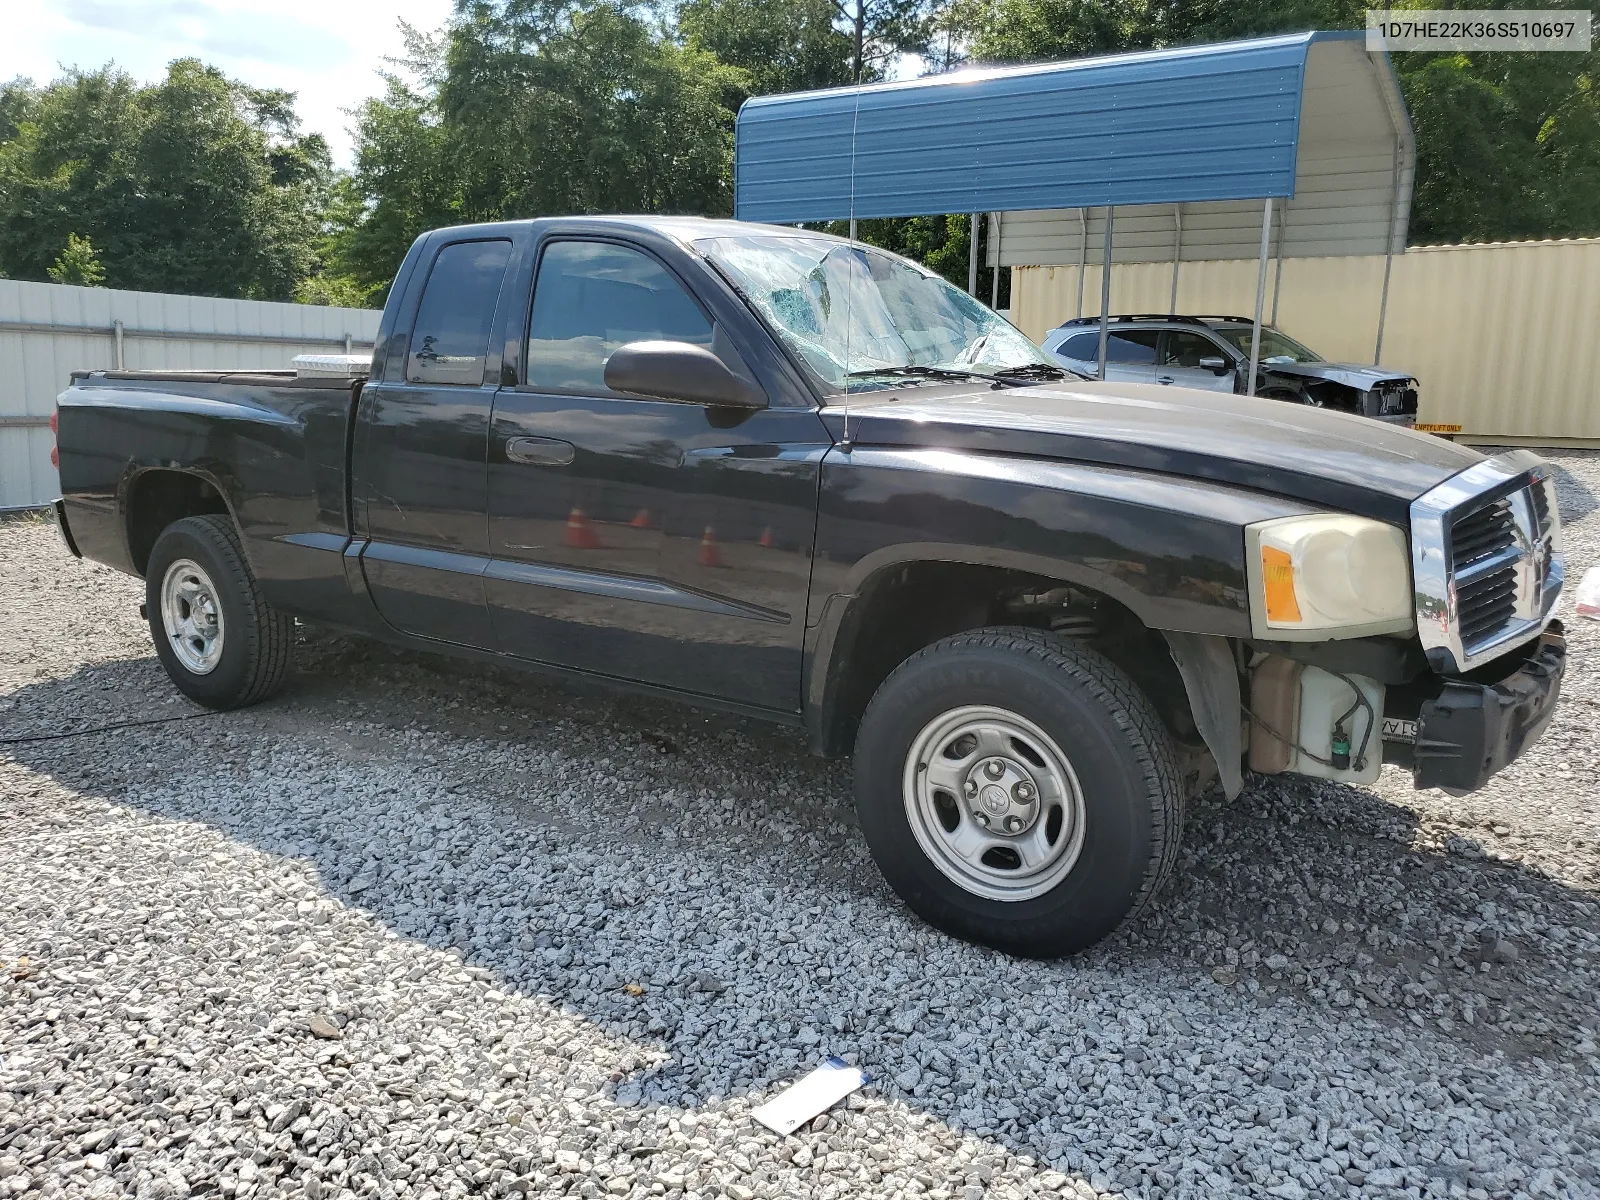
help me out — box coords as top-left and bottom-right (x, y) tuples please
(69, 369), (355, 389)
(56, 369), (364, 628)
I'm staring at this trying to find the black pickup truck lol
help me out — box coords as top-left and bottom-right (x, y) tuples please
(52, 217), (1566, 957)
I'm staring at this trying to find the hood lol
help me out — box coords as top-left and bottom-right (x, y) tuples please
(834, 380), (1479, 524)
(1261, 361), (1413, 389)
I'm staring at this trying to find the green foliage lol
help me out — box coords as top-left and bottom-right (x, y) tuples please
(46, 233), (106, 286)
(0, 60), (333, 300)
(680, 0), (855, 95)
(6, 0), (1590, 311)
(324, 4), (747, 300)
(826, 214), (974, 287)
(834, 0), (941, 81)
(1401, 48), (1600, 242)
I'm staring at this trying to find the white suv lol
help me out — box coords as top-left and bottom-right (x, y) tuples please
(1041, 314), (1419, 426)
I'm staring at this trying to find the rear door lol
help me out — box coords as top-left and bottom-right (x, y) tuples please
(1101, 329), (1163, 383)
(484, 235), (829, 712)
(1043, 328), (1163, 381)
(354, 237), (514, 645)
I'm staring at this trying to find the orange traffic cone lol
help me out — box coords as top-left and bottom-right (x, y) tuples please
(757, 526), (776, 549)
(698, 525), (723, 568)
(566, 507), (602, 550)
(630, 508), (653, 529)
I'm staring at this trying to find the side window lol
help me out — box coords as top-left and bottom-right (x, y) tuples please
(527, 241), (714, 393)
(1162, 331), (1229, 368)
(1104, 330), (1159, 364)
(407, 240), (513, 386)
(1059, 332), (1100, 360)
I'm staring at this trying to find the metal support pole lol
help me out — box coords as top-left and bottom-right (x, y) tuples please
(990, 214), (1002, 309)
(1075, 208), (1088, 318)
(968, 213), (980, 296)
(1169, 206), (1182, 315)
(113, 320), (125, 371)
(1375, 247), (1395, 365)
(1375, 143), (1402, 364)
(849, 217), (857, 241)
(1270, 205), (1286, 327)
(1096, 207), (1115, 381)
(1247, 198), (1274, 397)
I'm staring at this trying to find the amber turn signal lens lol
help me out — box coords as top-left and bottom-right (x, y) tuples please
(1261, 545), (1302, 623)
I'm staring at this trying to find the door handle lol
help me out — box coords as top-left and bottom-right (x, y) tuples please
(1156, 375), (1175, 385)
(505, 436), (575, 466)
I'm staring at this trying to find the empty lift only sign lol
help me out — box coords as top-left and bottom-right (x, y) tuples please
(1367, 10), (1591, 51)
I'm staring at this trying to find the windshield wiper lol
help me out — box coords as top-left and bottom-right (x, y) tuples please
(844, 364), (995, 383)
(990, 363), (1078, 381)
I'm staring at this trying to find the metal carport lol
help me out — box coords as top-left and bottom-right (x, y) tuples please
(733, 31), (1414, 392)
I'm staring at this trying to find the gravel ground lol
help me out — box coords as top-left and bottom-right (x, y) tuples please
(2, 449), (1598, 1200)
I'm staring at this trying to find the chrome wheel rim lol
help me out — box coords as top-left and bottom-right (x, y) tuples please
(903, 705), (1086, 902)
(160, 558), (225, 675)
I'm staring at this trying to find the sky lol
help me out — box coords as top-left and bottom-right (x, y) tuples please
(9, 0), (457, 166)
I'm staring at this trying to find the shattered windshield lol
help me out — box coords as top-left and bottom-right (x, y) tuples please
(696, 234), (1055, 392)
(1210, 325), (1324, 364)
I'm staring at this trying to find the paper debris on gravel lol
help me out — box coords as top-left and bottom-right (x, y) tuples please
(1575, 565), (1600, 619)
(751, 1057), (870, 1135)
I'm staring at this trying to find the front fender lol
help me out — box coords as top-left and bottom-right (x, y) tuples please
(802, 446), (1319, 753)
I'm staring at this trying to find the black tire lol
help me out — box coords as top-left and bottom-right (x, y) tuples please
(1260, 386), (1312, 406)
(145, 514), (294, 709)
(853, 627), (1183, 958)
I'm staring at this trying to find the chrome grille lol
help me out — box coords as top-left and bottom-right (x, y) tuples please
(1451, 497), (1520, 647)
(1411, 451), (1564, 674)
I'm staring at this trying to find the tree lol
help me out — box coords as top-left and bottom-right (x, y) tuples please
(956, 0), (1139, 62)
(832, 0), (937, 83)
(679, 0), (855, 95)
(327, 2), (748, 301)
(0, 60), (335, 299)
(46, 234), (106, 286)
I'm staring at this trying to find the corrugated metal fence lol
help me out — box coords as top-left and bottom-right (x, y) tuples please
(0, 279), (382, 510)
(1010, 237), (1600, 445)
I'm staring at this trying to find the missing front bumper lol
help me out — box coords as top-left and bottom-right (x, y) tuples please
(1386, 624), (1565, 794)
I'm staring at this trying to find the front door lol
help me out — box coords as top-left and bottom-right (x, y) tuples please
(485, 238), (828, 712)
(355, 238), (513, 646)
(1158, 329), (1237, 392)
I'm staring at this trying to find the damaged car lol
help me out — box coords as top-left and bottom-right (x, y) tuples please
(1042, 314), (1421, 426)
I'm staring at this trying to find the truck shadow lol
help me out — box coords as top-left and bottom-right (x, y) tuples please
(4, 631), (1597, 1172)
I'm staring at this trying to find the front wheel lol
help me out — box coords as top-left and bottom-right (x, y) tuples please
(145, 514), (294, 709)
(853, 627), (1183, 957)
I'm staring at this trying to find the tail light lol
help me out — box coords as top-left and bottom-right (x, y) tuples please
(49, 409), (59, 468)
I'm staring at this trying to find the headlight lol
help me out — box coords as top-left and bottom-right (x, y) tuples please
(1245, 515), (1413, 639)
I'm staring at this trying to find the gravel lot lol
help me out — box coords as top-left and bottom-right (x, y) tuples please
(3, 449), (1598, 1200)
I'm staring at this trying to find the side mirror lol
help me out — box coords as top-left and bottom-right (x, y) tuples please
(1198, 355), (1231, 375)
(603, 341), (767, 409)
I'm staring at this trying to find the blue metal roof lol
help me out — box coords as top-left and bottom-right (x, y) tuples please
(735, 32), (1365, 224)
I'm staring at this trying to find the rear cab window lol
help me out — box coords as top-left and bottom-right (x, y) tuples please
(406, 240), (513, 386)
(1054, 329), (1161, 364)
(1058, 332), (1100, 360)
(1105, 330), (1160, 364)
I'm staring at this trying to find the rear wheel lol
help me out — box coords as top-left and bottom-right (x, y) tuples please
(853, 627), (1183, 957)
(145, 515), (294, 709)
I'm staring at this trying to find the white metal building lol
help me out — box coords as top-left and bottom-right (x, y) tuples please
(0, 279), (381, 510)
